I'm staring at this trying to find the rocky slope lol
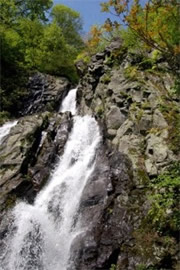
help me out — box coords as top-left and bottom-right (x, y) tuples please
(0, 42), (179, 270)
(74, 41), (180, 269)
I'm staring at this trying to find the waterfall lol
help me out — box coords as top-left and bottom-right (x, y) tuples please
(60, 88), (77, 115)
(0, 121), (17, 144)
(0, 89), (101, 270)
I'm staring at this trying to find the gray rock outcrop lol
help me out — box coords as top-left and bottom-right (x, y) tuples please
(0, 112), (72, 212)
(74, 44), (180, 269)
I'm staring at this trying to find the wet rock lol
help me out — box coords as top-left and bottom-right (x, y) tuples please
(0, 112), (72, 211)
(69, 146), (133, 270)
(21, 72), (71, 115)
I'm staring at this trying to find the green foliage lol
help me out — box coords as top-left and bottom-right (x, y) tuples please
(151, 50), (162, 62)
(100, 0), (180, 71)
(132, 162), (180, 268)
(17, 18), (44, 69)
(16, 0), (53, 21)
(136, 265), (147, 270)
(100, 73), (111, 84)
(124, 66), (139, 80)
(146, 162), (180, 233)
(120, 28), (141, 51)
(76, 51), (91, 64)
(172, 78), (180, 95)
(38, 22), (79, 82)
(51, 4), (84, 51)
(110, 264), (116, 270)
(0, 0), (53, 24)
(0, 1), (84, 115)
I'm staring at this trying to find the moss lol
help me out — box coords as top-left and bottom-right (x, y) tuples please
(100, 73), (111, 84)
(129, 147), (138, 155)
(119, 91), (129, 98)
(136, 168), (149, 185)
(148, 127), (162, 136)
(124, 66), (139, 80)
(4, 194), (17, 210)
(95, 104), (104, 117)
(141, 101), (151, 109)
(130, 102), (138, 111)
(171, 78), (180, 95)
(107, 207), (113, 214)
(136, 109), (144, 123)
(110, 264), (117, 270)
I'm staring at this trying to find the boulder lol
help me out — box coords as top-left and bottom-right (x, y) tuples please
(106, 106), (126, 129)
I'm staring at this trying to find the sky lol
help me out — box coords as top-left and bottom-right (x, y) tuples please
(53, 0), (118, 33)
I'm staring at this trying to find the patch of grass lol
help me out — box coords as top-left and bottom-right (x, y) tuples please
(124, 66), (139, 80)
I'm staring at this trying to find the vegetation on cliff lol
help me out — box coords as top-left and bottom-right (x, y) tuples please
(78, 0), (179, 79)
(76, 2), (180, 264)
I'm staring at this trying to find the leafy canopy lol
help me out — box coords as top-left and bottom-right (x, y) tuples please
(52, 4), (83, 50)
(0, 0), (84, 116)
(100, 0), (180, 70)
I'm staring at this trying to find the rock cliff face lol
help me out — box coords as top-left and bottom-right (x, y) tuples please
(74, 44), (180, 269)
(21, 72), (71, 115)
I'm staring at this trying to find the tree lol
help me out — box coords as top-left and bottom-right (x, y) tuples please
(17, 18), (44, 68)
(39, 22), (79, 82)
(0, 0), (53, 25)
(100, 0), (180, 71)
(0, 1), (83, 117)
(14, 0), (53, 21)
(51, 4), (84, 51)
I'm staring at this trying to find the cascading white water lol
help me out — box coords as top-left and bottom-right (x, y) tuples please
(60, 88), (77, 115)
(0, 121), (18, 144)
(0, 89), (101, 270)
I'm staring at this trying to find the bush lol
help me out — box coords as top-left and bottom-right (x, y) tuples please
(146, 162), (180, 234)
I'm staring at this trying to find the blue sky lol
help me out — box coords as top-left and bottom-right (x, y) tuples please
(53, 0), (118, 33)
